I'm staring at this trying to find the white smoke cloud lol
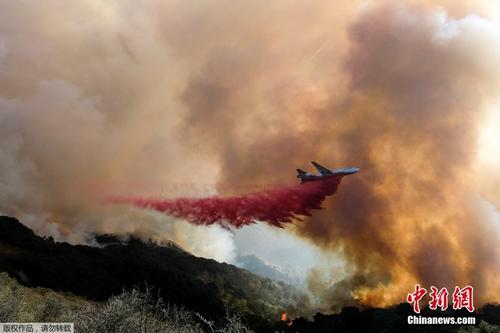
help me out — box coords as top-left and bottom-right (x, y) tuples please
(0, 0), (228, 261)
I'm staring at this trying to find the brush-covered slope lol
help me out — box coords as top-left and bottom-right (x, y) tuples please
(0, 216), (299, 331)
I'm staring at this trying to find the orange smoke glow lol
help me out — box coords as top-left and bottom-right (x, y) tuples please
(177, 2), (500, 310)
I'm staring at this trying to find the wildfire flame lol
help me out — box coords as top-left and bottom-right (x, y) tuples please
(281, 312), (293, 326)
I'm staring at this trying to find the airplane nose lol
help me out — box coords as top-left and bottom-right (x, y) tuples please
(347, 167), (360, 174)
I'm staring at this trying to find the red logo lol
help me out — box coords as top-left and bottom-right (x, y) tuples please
(452, 286), (474, 313)
(429, 286), (449, 311)
(407, 285), (474, 313)
(407, 284), (427, 313)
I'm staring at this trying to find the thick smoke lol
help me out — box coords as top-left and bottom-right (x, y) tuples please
(0, 0), (231, 261)
(176, 1), (500, 308)
(111, 177), (342, 228)
(0, 0), (499, 310)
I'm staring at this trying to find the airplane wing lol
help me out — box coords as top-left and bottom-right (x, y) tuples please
(311, 161), (332, 175)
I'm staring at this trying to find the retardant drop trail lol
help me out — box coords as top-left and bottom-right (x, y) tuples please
(108, 177), (343, 228)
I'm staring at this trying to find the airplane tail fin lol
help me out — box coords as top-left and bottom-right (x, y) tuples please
(296, 169), (307, 179)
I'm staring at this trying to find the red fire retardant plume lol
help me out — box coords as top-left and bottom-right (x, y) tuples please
(109, 177), (343, 228)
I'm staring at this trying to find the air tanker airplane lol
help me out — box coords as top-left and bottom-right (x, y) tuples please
(297, 161), (359, 183)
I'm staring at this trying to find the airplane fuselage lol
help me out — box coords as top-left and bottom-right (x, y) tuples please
(297, 164), (359, 183)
